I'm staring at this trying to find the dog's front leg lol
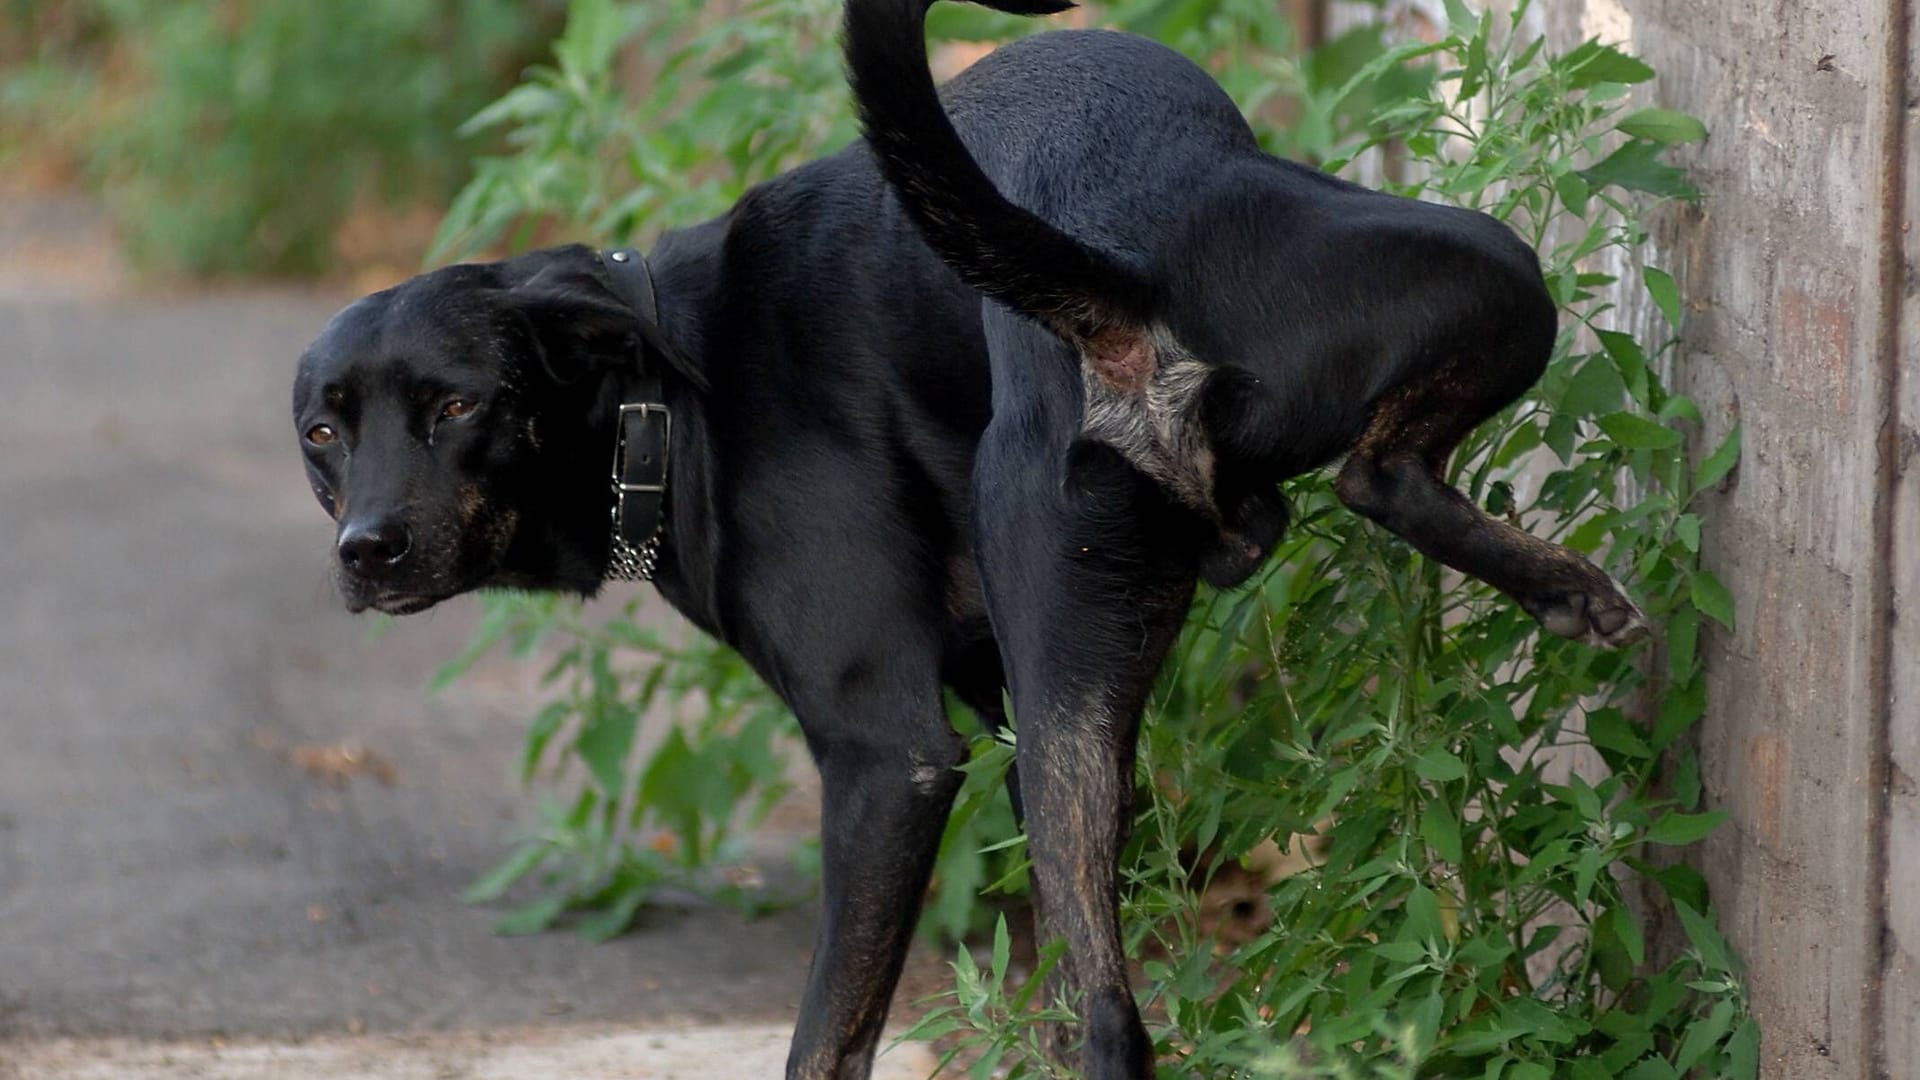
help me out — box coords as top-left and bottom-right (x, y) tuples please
(784, 677), (966, 1080)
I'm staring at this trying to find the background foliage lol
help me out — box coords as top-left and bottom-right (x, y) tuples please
(429, 0), (1749, 1075)
(1, 0), (552, 276)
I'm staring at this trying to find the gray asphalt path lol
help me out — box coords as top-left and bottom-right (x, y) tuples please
(0, 228), (830, 1045)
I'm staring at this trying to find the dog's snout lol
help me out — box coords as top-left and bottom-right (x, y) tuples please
(337, 519), (413, 576)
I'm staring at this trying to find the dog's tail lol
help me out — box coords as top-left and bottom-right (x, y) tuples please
(843, 0), (1155, 347)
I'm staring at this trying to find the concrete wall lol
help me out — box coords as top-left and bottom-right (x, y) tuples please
(1887, 11), (1919, 1066)
(1545, 2), (1915, 1076)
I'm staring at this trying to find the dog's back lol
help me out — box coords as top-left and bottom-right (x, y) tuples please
(937, 29), (1263, 240)
(847, 2), (1557, 490)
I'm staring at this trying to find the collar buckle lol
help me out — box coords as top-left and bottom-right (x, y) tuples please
(609, 400), (670, 582)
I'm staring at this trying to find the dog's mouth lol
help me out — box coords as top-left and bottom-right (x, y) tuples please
(338, 586), (450, 617)
(367, 592), (446, 616)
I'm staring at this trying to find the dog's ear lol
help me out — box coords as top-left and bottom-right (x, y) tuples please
(508, 266), (641, 386)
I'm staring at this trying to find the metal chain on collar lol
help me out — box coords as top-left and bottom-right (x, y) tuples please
(606, 498), (663, 582)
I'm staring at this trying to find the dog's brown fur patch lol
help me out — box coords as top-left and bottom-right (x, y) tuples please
(1085, 326), (1155, 393)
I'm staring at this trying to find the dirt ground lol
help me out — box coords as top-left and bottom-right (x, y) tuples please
(1, 1025), (937, 1079)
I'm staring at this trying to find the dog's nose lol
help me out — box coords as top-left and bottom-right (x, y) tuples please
(337, 519), (412, 576)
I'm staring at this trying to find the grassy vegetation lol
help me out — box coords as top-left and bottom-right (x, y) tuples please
(1, 0), (554, 276)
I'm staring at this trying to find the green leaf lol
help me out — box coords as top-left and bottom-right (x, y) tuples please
(1613, 901), (1646, 966)
(552, 0), (647, 78)
(463, 842), (548, 904)
(1674, 747), (1704, 808)
(520, 700), (571, 782)
(1653, 676), (1707, 751)
(1596, 329), (1650, 403)
(576, 872), (653, 942)
(1666, 605), (1701, 681)
(1574, 844), (1610, 907)
(1579, 140), (1698, 200)
(575, 700), (639, 796)
(1694, 422), (1742, 491)
(1649, 862), (1711, 912)
(1674, 998), (1737, 1072)
(1553, 169), (1591, 217)
(1643, 265), (1685, 328)
(1563, 773), (1605, 822)
(1645, 810), (1727, 846)
(1544, 412), (1580, 461)
(494, 893), (567, 936)
(1621, 1059), (1678, 1080)
(1728, 1017), (1761, 1080)
(1373, 939), (1428, 962)
(1421, 799), (1464, 863)
(1560, 352), (1626, 417)
(1588, 708), (1653, 760)
(428, 600), (516, 693)
(1659, 391), (1702, 424)
(1570, 1060), (1612, 1080)
(1459, 24), (1489, 99)
(1592, 911), (1634, 991)
(1675, 900), (1736, 978)
(1405, 884), (1444, 944)
(458, 83), (563, 138)
(1597, 411), (1683, 450)
(1407, 991), (1445, 1058)
(1690, 569), (1736, 629)
(1414, 747), (1469, 783)
(1674, 512), (1702, 553)
(1617, 107), (1707, 144)
(1500, 997), (1581, 1044)
(1562, 40), (1656, 88)
(991, 914), (1011, 985)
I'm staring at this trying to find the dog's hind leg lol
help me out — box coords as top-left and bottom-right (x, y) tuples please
(1333, 352), (1647, 648)
(973, 409), (1199, 1079)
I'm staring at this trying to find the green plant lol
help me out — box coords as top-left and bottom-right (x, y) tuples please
(0, 2), (113, 176)
(434, 1), (1753, 1075)
(431, 0), (860, 261)
(432, 592), (805, 936)
(41, 0), (545, 276)
(906, 3), (1750, 1076)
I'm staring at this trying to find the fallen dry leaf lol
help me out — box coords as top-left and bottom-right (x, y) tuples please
(288, 743), (398, 787)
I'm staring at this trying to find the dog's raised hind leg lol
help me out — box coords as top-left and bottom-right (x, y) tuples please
(1333, 363), (1648, 649)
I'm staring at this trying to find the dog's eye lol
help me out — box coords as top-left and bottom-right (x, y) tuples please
(306, 424), (337, 446)
(439, 399), (477, 421)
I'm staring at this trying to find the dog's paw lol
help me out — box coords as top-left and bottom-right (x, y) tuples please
(1530, 575), (1649, 649)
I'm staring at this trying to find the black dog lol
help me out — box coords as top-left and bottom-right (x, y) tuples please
(294, 3), (1644, 1076)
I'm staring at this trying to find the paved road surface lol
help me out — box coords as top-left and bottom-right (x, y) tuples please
(0, 199), (936, 1076)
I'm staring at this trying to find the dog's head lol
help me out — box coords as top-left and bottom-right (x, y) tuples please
(293, 245), (646, 614)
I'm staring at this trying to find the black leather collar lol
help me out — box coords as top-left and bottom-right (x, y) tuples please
(597, 247), (670, 580)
